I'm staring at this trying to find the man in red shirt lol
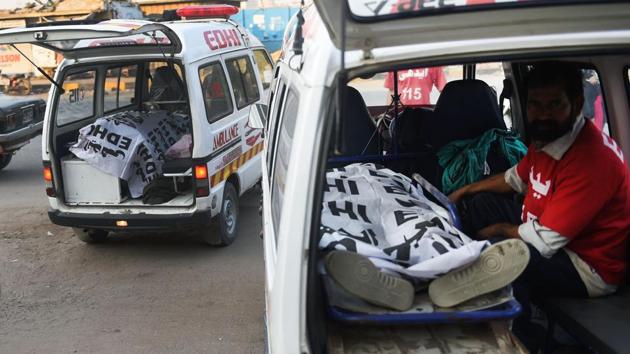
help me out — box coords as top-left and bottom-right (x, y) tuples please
(384, 67), (447, 106)
(449, 61), (630, 351)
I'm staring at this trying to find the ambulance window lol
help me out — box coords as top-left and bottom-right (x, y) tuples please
(226, 56), (261, 109)
(199, 62), (233, 123)
(271, 88), (299, 237)
(475, 62), (512, 129)
(253, 49), (273, 90)
(349, 65), (461, 107)
(57, 69), (97, 126)
(104, 65), (138, 113)
(581, 69), (609, 135)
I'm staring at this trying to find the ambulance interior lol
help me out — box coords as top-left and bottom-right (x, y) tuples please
(307, 58), (629, 353)
(51, 60), (196, 207)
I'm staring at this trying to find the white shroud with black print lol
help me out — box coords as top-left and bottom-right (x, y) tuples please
(320, 163), (488, 280)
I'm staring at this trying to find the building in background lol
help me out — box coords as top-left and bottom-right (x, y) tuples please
(0, 0), (144, 78)
(0, 0), (299, 81)
(232, 6), (298, 54)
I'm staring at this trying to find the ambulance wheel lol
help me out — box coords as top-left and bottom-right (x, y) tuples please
(73, 228), (109, 243)
(203, 182), (239, 246)
(0, 154), (12, 171)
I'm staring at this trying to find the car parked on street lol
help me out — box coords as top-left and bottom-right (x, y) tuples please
(0, 92), (45, 171)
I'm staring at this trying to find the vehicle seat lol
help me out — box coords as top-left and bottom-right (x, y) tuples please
(340, 87), (379, 156)
(390, 107), (435, 153)
(149, 66), (184, 104)
(387, 107), (442, 186)
(543, 250), (630, 354)
(427, 79), (506, 149)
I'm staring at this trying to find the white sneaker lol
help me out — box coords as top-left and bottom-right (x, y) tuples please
(324, 250), (414, 311)
(428, 239), (530, 308)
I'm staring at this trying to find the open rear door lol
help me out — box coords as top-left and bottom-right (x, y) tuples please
(0, 20), (181, 60)
(313, 0), (630, 52)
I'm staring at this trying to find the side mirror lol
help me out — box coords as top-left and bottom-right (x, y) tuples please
(248, 103), (267, 130)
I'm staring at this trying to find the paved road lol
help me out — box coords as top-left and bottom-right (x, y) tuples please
(0, 137), (266, 353)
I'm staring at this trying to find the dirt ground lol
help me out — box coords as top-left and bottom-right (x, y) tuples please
(0, 191), (266, 353)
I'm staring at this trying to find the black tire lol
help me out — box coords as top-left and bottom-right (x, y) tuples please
(201, 182), (239, 246)
(73, 228), (109, 244)
(0, 154), (12, 171)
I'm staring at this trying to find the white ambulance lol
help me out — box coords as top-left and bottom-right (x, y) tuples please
(255, 0), (630, 353)
(0, 5), (273, 245)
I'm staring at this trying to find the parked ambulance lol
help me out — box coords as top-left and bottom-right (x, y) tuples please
(0, 5), (274, 245)
(255, 0), (630, 353)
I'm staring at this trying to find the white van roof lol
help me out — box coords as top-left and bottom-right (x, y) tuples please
(314, 0), (630, 51)
(284, 1), (630, 86)
(0, 18), (263, 62)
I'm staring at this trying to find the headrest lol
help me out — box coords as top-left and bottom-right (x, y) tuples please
(150, 66), (182, 101)
(431, 79), (506, 148)
(341, 86), (378, 155)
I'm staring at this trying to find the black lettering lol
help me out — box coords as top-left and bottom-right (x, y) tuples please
(441, 234), (458, 249)
(137, 145), (151, 162)
(384, 185), (408, 196)
(395, 198), (422, 208)
(383, 217), (443, 261)
(119, 136), (132, 150)
(323, 178), (360, 196)
(368, 169), (389, 179)
(394, 210), (419, 226)
(348, 180), (359, 195)
(324, 179), (346, 194)
(357, 204), (372, 223)
(91, 124), (108, 140)
(106, 132), (121, 146)
(328, 201), (358, 221)
(432, 241), (449, 255)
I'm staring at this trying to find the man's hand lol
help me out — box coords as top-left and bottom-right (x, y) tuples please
(477, 223), (520, 240)
(448, 173), (516, 205)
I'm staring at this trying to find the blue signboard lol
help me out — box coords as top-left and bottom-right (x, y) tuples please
(232, 7), (299, 54)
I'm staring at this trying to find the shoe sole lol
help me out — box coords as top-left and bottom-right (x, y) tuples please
(324, 251), (414, 311)
(428, 239), (530, 308)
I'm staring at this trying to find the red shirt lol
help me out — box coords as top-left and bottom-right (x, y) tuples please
(516, 120), (630, 284)
(384, 67), (447, 106)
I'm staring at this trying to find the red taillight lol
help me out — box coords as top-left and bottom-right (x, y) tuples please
(194, 164), (210, 197)
(43, 162), (55, 197)
(195, 165), (208, 180)
(43, 167), (53, 182)
(176, 5), (239, 19)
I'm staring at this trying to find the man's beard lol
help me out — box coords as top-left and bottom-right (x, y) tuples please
(528, 112), (577, 144)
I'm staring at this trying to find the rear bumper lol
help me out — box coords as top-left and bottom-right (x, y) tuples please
(0, 121), (43, 151)
(48, 209), (212, 231)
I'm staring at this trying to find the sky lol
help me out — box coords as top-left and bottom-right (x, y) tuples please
(0, 0), (30, 10)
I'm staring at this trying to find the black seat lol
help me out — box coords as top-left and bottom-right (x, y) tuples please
(149, 66), (184, 106)
(341, 87), (379, 156)
(544, 285), (630, 354)
(427, 79), (506, 149)
(390, 107), (435, 153)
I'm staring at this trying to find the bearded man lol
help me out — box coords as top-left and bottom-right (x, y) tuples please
(448, 61), (630, 351)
